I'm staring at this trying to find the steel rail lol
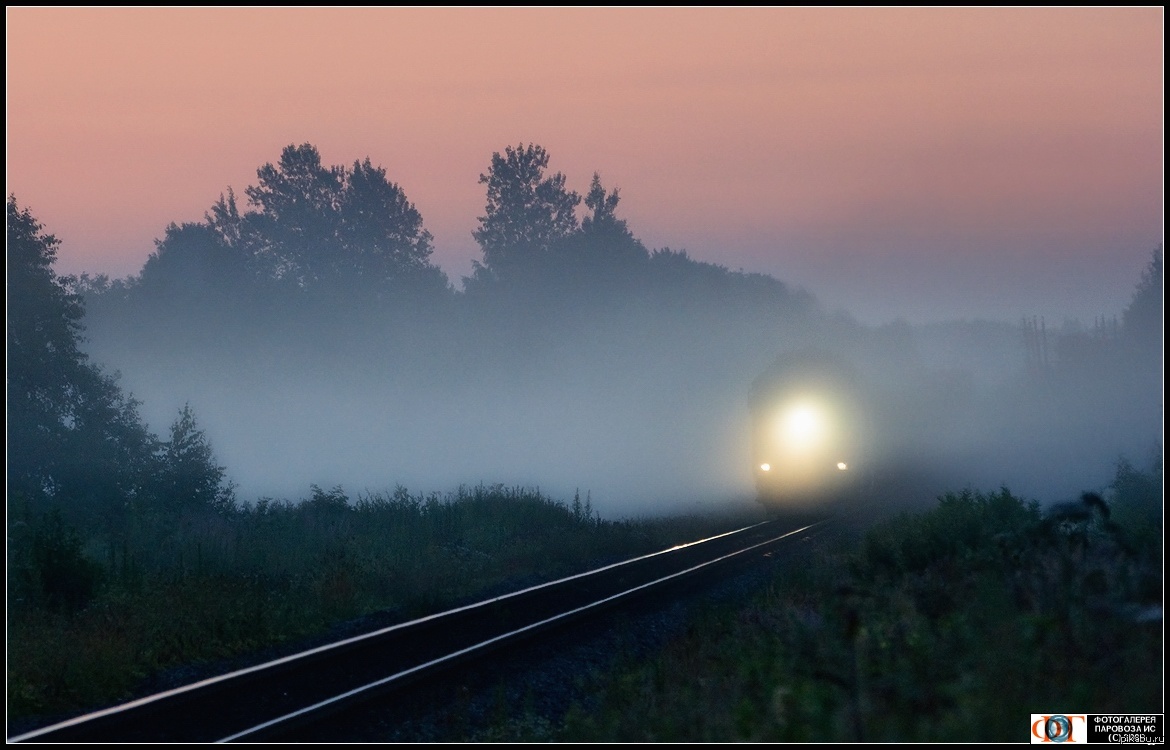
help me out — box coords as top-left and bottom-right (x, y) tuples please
(11, 516), (827, 743)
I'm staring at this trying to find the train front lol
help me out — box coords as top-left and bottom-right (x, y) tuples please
(750, 354), (870, 511)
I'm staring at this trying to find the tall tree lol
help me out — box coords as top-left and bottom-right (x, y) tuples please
(237, 144), (445, 296)
(471, 144), (580, 283)
(244, 143), (345, 288)
(158, 403), (234, 513)
(137, 221), (252, 303)
(7, 195), (91, 505)
(580, 172), (626, 239)
(570, 172), (649, 271)
(337, 158), (444, 292)
(7, 196), (159, 523)
(1122, 244), (1163, 351)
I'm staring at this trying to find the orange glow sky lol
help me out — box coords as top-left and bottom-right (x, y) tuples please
(6, 7), (1163, 323)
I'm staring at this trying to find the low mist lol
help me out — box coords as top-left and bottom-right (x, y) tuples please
(81, 271), (1161, 519)
(68, 144), (1163, 519)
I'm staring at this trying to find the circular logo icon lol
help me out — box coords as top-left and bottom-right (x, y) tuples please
(1045, 715), (1074, 742)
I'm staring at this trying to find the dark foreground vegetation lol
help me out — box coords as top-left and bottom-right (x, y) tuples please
(549, 460), (1162, 743)
(9, 460), (1160, 740)
(7, 484), (758, 726)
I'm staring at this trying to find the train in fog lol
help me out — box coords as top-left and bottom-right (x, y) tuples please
(749, 350), (874, 513)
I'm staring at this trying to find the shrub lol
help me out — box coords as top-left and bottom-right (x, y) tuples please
(30, 510), (103, 612)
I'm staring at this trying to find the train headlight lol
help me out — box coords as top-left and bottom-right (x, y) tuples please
(778, 401), (827, 452)
(837, 462), (848, 471)
(759, 463), (771, 472)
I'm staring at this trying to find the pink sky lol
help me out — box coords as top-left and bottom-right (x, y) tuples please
(6, 7), (1163, 323)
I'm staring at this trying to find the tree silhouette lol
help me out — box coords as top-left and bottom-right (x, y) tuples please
(562, 172), (649, 281)
(7, 195), (91, 506)
(7, 196), (159, 524)
(159, 403), (235, 513)
(337, 158), (444, 293)
(244, 143), (346, 288)
(206, 186), (244, 249)
(471, 143), (580, 283)
(137, 221), (253, 303)
(1122, 244), (1163, 352)
(233, 143), (445, 296)
(580, 172), (626, 238)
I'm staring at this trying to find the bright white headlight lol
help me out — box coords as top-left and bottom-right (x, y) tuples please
(779, 402), (826, 450)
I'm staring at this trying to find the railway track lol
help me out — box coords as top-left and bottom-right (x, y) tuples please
(10, 514), (836, 743)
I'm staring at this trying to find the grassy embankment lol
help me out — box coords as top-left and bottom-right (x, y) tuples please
(545, 457), (1163, 742)
(9, 459), (1161, 741)
(7, 483), (759, 725)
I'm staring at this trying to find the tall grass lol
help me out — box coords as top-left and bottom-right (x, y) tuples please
(556, 459), (1163, 742)
(7, 483), (757, 724)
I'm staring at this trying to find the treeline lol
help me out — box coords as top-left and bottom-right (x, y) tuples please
(56, 143), (863, 518)
(5, 141), (831, 614)
(78, 142), (813, 317)
(72, 143), (830, 431)
(8, 140), (1162, 571)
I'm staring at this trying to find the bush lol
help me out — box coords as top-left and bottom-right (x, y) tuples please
(1109, 454), (1162, 532)
(860, 487), (1040, 579)
(561, 483), (1161, 741)
(30, 510), (103, 612)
